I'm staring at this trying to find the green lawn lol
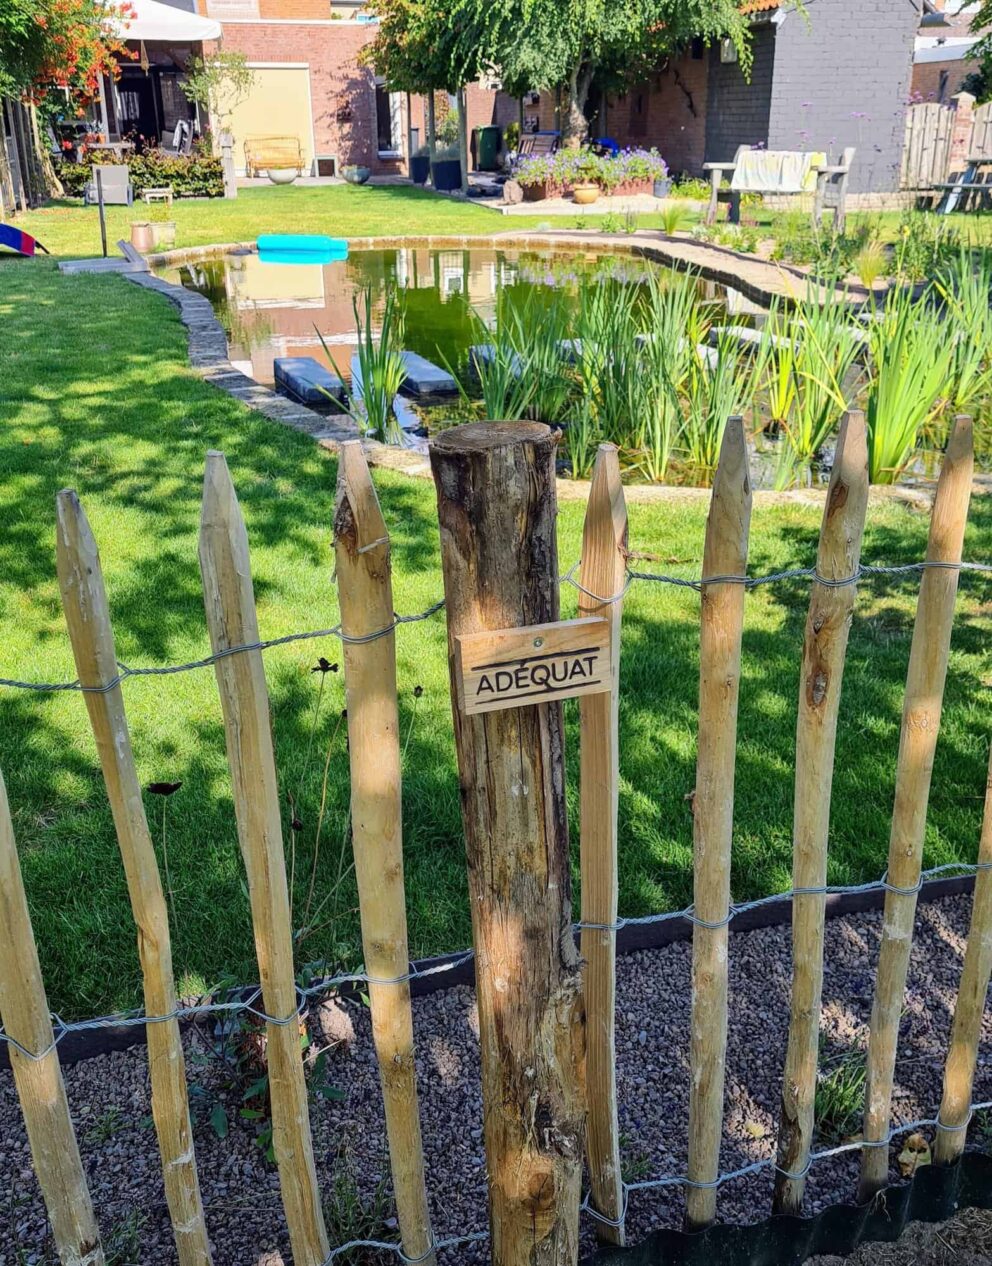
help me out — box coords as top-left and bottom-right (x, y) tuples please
(14, 183), (687, 260)
(2, 188), (991, 1021)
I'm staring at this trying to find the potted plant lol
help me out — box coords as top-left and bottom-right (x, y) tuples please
(568, 149), (602, 203)
(515, 154), (561, 201)
(149, 200), (176, 248)
(410, 144), (431, 185)
(343, 164), (371, 184)
(430, 144), (462, 192)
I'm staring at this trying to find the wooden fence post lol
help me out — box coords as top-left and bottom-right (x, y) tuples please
(55, 491), (213, 1266)
(333, 442), (435, 1265)
(0, 766), (105, 1266)
(686, 418), (752, 1231)
(934, 740), (992, 1165)
(578, 444), (627, 1244)
(198, 452), (329, 1266)
(430, 422), (586, 1266)
(859, 416), (974, 1202)
(773, 412), (869, 1215)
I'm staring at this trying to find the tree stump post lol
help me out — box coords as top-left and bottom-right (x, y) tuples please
(430, 422), (586, 1266)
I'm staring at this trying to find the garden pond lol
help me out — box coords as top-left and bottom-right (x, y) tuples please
(156, 245), (990, 489)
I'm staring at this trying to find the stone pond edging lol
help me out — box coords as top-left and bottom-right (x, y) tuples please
(130, 234), (957, 509)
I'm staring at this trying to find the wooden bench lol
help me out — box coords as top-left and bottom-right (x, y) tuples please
(703, 145), (854, 231)
(934, 157), (992, 213)
(517, 130), (560, 159)
(244, 135), (304, 178)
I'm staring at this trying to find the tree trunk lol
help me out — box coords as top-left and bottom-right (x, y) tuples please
(426, 91), (437, 161)
(30, 106), (63, 199)
(457, 86), (470, 194)
(562, 63), (593, 148)
(430, 422), (586, 1266)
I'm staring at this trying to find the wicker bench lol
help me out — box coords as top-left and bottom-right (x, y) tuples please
(244, 135), (304, 178)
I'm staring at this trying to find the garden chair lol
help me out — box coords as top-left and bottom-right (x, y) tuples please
(83, 164), (134, 206)
(812, 147), (855, 233)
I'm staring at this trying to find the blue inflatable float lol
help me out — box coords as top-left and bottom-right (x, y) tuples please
(256, 234), (348, 265)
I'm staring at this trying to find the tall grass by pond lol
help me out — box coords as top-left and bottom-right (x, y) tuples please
(469, 253), (992, 487)
(329, 253), (992, 488)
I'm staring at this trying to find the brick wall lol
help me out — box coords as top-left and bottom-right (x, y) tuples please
(206, 22), (402, 172)
(912, 57), (979, 103)
(767, 0), (920, 193)
(704, 24), (775, 164)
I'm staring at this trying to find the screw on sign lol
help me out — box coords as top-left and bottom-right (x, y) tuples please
(455, 616), (612, 716)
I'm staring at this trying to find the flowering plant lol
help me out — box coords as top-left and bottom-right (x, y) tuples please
(1, 0), (135, 107)
(515, 146), (669, 192)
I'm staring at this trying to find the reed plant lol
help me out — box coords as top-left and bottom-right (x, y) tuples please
(784, 288), (863, 479)
(933, 248), (992, 421)
(681, 334), (754, 479)
(321, 284), (406, 443)
(572, 280), (642, 450)
(634, 271), (705, 481)
(865, 287), (955, 483)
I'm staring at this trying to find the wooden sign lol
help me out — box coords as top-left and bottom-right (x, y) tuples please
(455, 616), (612, 715)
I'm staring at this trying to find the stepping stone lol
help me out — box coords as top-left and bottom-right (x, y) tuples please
(468, 344), (525, 379)
(273, 357), (346, 410)
(710, 324), (793, 353)
(397, 351), (458, 400)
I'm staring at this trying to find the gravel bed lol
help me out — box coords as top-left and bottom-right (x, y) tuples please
(2, 893), (990, 1265)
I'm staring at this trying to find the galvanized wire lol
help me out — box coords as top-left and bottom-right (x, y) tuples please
(2, 862), (985, 1063)
(1, 557), (989, 695)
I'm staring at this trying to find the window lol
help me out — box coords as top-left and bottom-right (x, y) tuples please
(375, 81), (401, 154)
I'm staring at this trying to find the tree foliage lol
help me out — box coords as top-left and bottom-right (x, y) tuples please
(181, 52), (256, 130)
(0, 0), (134, 107)
(360, 0), (483, 93)
(364, 0), (753, 142)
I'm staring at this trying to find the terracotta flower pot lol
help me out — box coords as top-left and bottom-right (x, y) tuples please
(522, 180), (555, 201)
(130, 221), (154, 253)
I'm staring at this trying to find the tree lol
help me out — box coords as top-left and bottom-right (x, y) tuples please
(963, 2), (992, 102)
(450, 0), (753, 144)
(0, 0), (134, 108)
(361, 0), (484, 189)
(181, 52), (256, 134)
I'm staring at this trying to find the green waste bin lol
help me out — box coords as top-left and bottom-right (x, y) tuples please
(474, 124), (502, 171)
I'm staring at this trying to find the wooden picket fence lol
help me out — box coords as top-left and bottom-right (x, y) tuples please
(1, 413), (991, 1266)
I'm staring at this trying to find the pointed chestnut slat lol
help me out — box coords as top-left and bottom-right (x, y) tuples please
(56, 490), (212, 1266)
(934, 738), (992, 1165)
(578, 444), (628, 1245)
(859, 416), (974, 1202)
(686, 417), (752, 1231)
(334, 442), (435, 1265)
(198, 452), (329, 1265)
(773, 412), (869, 1215)
(0, 767), (105, 1266)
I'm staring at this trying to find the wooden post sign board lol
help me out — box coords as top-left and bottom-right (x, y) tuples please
(455, 616), (611, 715)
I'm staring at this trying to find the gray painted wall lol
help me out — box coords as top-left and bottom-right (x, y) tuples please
(704, 25), (776, 163)
(767, 0), (920, 192)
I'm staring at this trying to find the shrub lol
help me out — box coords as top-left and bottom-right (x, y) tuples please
(57, 149), (224, 199)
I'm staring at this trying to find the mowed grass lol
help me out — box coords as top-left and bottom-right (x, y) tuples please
(2, 231), (992, 1021)
(13, 182), (681, 260)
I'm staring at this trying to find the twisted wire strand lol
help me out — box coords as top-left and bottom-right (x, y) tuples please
(2, 863), (985, 1063)
(2, 559), (990, 694)
(581, 1099), (992, 1230)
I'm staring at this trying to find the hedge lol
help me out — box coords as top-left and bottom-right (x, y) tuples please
(58, 150), (224, 199)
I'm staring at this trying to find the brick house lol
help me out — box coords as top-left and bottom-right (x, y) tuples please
(183, 0), (507, 176)
(912, 3), (986, 103)
(526, 0), (925, 193)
